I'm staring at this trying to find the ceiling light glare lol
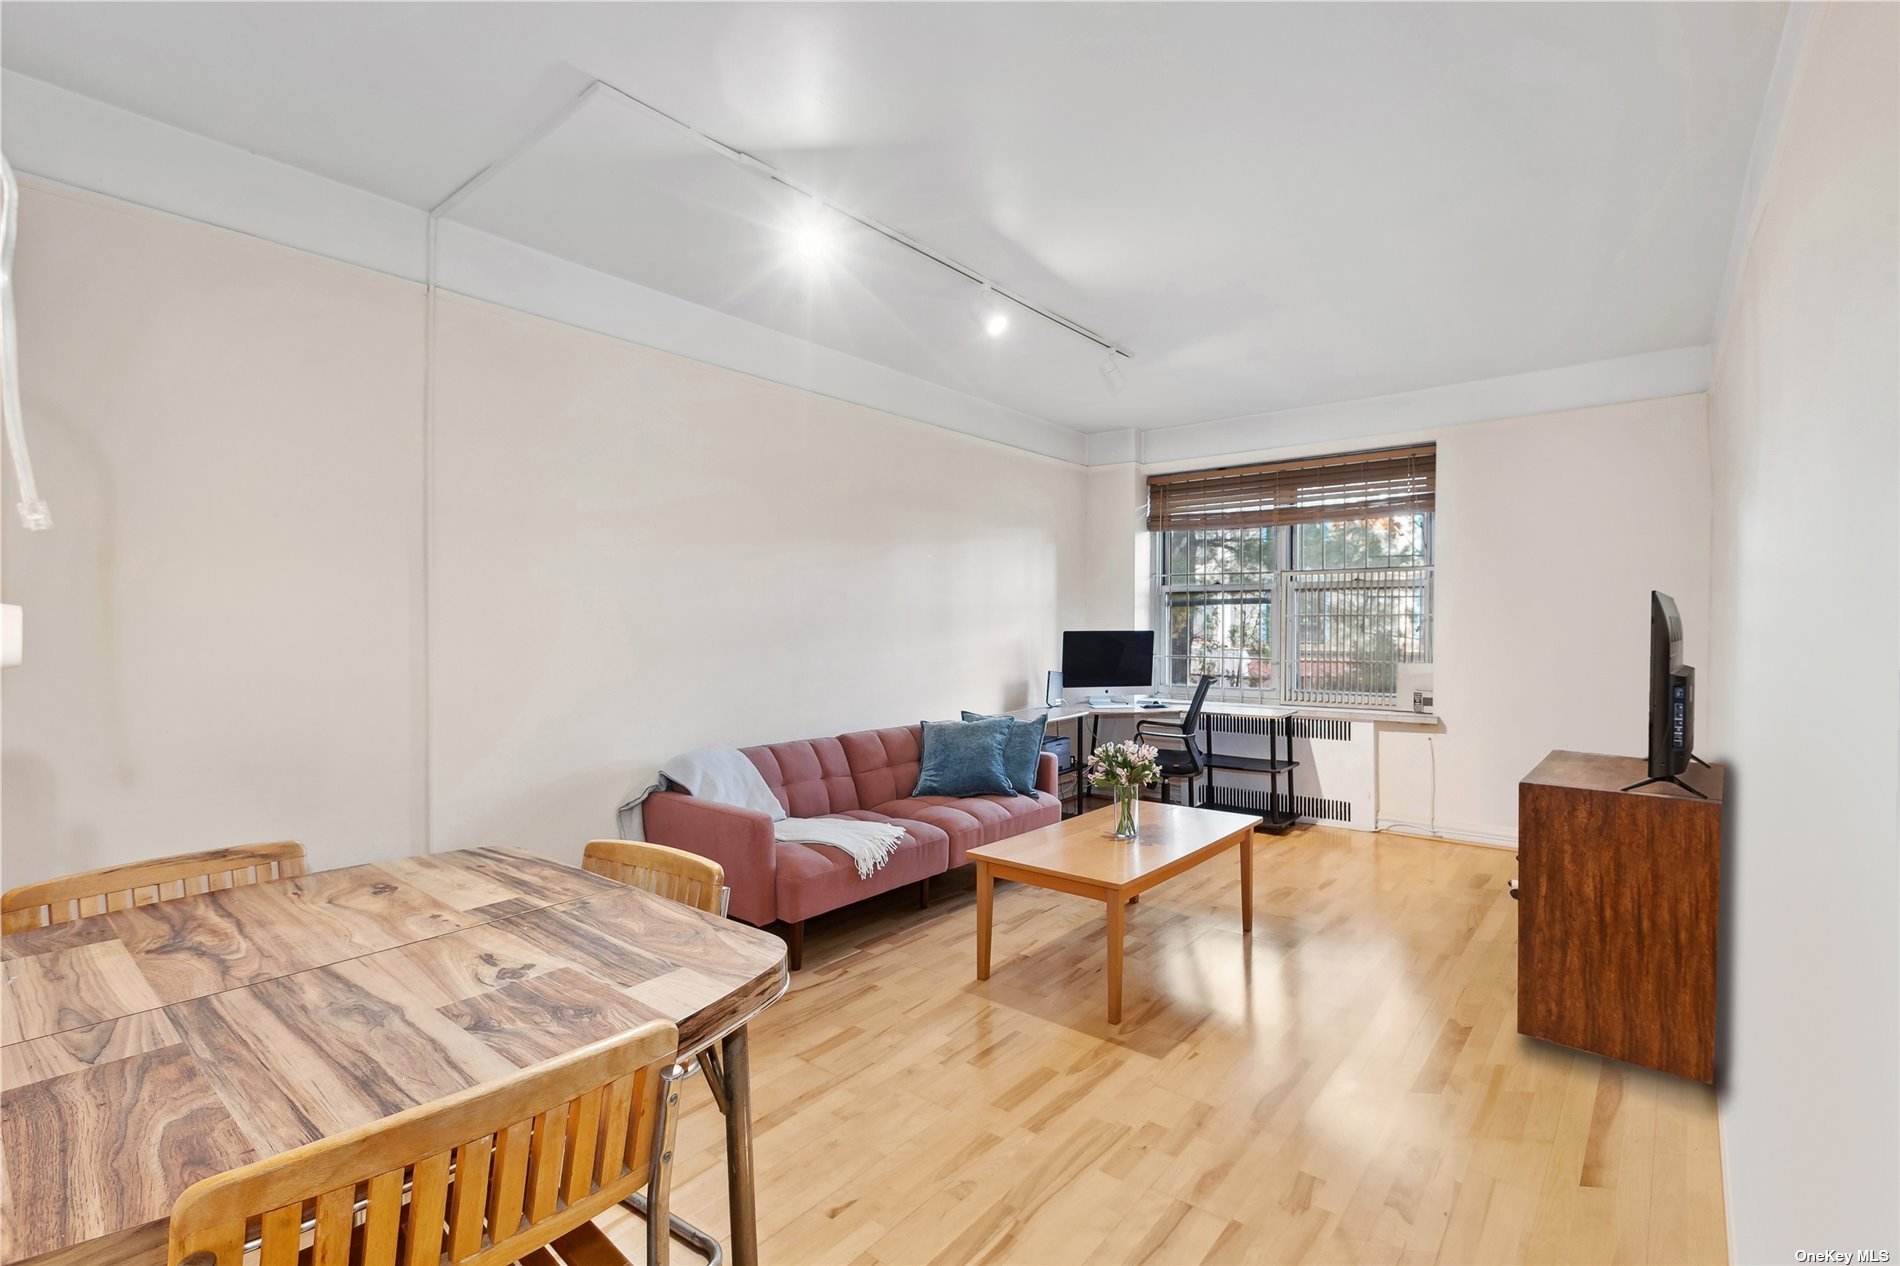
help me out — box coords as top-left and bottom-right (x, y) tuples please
(790, 205), (840, 264)
(1101, 355), (1129, 393)
(972, 285), (1010, 338)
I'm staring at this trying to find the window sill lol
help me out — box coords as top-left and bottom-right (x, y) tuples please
(1151, 696), (1441, 727)
(1296, 706), (1440, 727)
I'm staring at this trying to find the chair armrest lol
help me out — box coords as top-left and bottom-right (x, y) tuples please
(1036, 751), (1060, 796)
(640, 791), (778, 926)
(1134, 721), (1192, 745)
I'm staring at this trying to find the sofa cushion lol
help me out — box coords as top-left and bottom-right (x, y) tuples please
(743, 737), (860, 818)
(961, 711), (1046, 795)
(914, 717), (1015, 797)
(839, 726), (924, 808)
(873, 791), (1061, 865)
(774, 811), (950, 924)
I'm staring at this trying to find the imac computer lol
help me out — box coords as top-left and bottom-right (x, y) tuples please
(1062, 630), (1156, 705)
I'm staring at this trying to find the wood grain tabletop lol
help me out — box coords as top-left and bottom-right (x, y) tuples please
(0, 847), (789, 1266)
(966, 801), (1260, 890)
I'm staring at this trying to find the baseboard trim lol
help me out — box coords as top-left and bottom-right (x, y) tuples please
(1377, 819), (1518, 850)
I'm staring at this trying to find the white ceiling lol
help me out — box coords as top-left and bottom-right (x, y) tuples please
(1, 2), (1787, 434)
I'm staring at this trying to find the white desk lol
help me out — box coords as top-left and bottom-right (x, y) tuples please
(1011, 698), (1437, 819)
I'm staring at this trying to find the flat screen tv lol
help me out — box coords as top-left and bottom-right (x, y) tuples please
(1062, 630), (1154, 689)
(1633, 590), (1702, 795)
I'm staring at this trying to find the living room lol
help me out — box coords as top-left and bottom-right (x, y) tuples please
(0, 4), (1893, 1266)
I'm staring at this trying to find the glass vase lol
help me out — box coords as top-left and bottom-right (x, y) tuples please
(1111, 785), (1140, 840)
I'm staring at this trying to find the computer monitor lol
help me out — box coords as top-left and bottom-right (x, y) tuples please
(1061, 630), (1155, 689)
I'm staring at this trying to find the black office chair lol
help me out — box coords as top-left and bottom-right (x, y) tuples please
(1136, 675), (1215, 805)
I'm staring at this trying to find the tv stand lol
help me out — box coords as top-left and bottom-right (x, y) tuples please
(1519, 750), (1723, 1082)
(1618, 772), (1709, 799)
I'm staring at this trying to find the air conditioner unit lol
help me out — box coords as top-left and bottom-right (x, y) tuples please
(1396, 663), (1435, 714)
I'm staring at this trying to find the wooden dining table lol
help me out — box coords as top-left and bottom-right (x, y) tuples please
(0, 846), (789, 1266)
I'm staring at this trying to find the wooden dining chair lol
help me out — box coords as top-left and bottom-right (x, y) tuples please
(168, 1018), (686, 1266)
(583, 840), (728, 917)
(1, 841), (308, 934)
(580, 839), (732, 1264)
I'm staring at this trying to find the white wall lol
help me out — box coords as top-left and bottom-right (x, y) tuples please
(426, 294), (1084, 859)
(1382, 395), (1712, 841)
(0, 180), (1086, 882)
(1703, 3), (1900, 1258)
(1116, 393), (1713, 844)
(2, 182), (426, 883)
(1078, 463), (1148, 628)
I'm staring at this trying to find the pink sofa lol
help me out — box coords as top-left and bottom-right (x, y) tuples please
(643, 723), (1061, 967)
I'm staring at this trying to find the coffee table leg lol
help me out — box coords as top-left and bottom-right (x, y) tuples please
(1106, 893), (1125, 1024)
(1240, 831), (1254, 933)
(976, 860), (993, 980)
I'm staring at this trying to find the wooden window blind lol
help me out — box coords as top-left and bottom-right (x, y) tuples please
(1146, 443), (1436, 532)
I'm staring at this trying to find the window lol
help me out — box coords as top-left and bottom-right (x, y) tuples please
(1158, 526), (1279, 692)
(1149, 446), (1435, 709)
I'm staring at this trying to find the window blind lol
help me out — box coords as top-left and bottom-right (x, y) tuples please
(1146, 443), (1436, 532)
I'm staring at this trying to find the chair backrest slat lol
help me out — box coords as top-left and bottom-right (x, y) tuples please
(405, 1150), (452, 1266)
(3, 842), (307, 936)
(310, 1188), (354, 1266)
(597, 1073), (635, 1191)
(168, 1020), (677, 1266)
(487, 1117), (532, 1243)
(257, 1205), (300, 1266)
(582, 839), (725, 917)
(366, 1170), (405, 1262)
(561, 1087), (603, 1206)
(526, 1104), (566, 1223)
(447, 1135), (493, 1261)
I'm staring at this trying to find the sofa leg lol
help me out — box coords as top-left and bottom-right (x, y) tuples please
(786, 920), (804, 971)
(918, 878), (932, 909)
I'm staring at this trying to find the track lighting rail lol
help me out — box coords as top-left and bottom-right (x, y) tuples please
(431, 79), (1133, 363)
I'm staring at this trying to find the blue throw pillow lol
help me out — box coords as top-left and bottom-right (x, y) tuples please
(915, 716), (1016, 797)
(961, 711), (1046, 795)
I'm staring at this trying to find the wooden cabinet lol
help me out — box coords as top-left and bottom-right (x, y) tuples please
(1517, 750), (1723, 1083)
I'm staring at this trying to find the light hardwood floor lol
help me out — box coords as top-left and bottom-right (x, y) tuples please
(598, 825), (1727, 1265)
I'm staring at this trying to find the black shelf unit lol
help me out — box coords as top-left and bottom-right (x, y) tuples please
(1196, 712), (1302, 834)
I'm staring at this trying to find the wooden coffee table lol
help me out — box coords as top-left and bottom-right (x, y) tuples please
(969, 799), (1261, 1023)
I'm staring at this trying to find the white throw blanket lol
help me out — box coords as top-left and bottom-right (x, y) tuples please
(623, 746), (905, 880)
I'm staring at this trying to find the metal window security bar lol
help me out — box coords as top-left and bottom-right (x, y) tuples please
(1284, 566), (1433, 707)
(1156, 524), (1280, 692)
(1152, 526), (1433, 707)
